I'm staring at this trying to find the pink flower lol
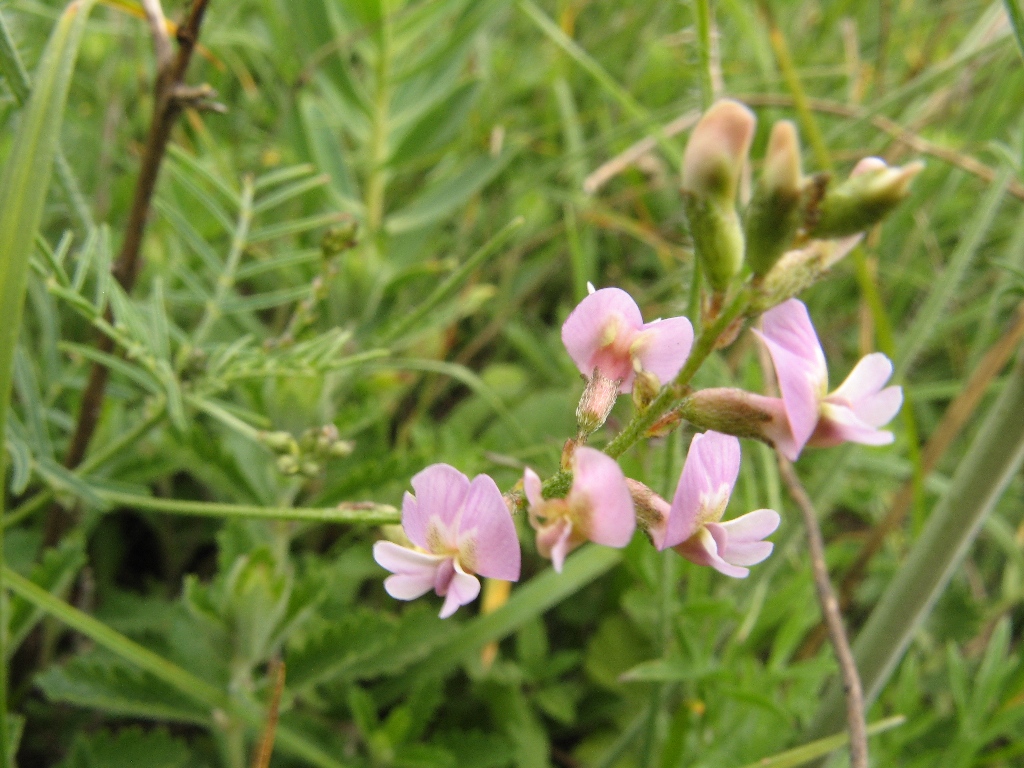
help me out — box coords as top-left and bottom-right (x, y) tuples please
(754, 299), (903, 460)
(523, 447), (636, 572)
(561, 287), (694, 393)
(657, 431), (780, 578)
(373, 464), (521, 618)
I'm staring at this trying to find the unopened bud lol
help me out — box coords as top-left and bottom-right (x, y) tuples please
(576, 372), (620, 436)
(625, 478), (670, 548)
(808, 158), (923, 239)
(276, 455), (300, 475)
(682, 100), (756, 291)
(631, 369), (661, 411)
(321, 220), (359, 256)
(301, 461), (322, 477)
(745, 121), (803, 276)
(328, 439), (355, 458)
(680, 388), (787, 446)
(261, 430), (296, 453)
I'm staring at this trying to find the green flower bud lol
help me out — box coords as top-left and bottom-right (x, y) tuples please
(808, 157), (923, 238)
(682, 100), (756, 291)
(745, 121), (803, 276)
(276, 454), (300, 475)
(260, 430), (297, 454)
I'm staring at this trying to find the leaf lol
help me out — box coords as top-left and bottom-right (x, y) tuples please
(285, 608), (398, 690)
(389, 80), (481, 166)
(0, 0), (97, 504)
(37, 656), (211, 725)
(4, 421), (32, 495)
(384, 152), (514, 234)
(299, 94), (363, 214)
(618, 657), (722, 683)
(60, 726), (190, 768)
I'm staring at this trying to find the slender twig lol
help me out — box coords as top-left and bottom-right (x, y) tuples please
(59, 0), (212, 488)
(777, 457), (868, 768)
(140, 0), (172, 73)
(250, 659), (285, 768)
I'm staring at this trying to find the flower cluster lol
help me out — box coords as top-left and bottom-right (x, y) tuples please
(372, 98), (916, 617)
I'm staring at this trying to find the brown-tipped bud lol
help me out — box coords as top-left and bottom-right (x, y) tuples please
(576, 372), (620, 437)
(808, 158), (923, 239)
(631, 370), (661, 411)
(682, 100), (757, 291)
(745, 121), (804, 276)
(682, 100), (757, 203)
(625, 478), (670, 547)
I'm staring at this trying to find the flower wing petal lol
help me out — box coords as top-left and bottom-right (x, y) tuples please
(374, 541), (445, 601)
(460, 474), (521, 582)
(829, 353), (893, 405)
(572, 447), (636, 547)
(635, 316), (694, 386)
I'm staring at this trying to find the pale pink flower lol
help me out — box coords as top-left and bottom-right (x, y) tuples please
(657, 431), (779, 578)
(523, 447), (636, 572)
(373, 464), (520, 618)
(754, 298), (903, 460)
(562, 287), (694, 393)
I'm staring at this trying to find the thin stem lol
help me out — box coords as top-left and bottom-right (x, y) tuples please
(97, 489), (400, 526)
(693, 0), (716, 108)
(364, 8), (391, 235)
(777, 457), (868, 768)
(250, 659), (285, 768)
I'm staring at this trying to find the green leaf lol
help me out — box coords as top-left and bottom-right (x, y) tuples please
(389, 80), (481, 165)
(385, 152), (514, 234)
(60, 726), (190, 768)
(618, 657), (722, 683)
(299, 94), (363, 214)
(37, 656), (211, 725)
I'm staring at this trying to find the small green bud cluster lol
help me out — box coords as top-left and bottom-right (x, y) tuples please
(259, 424), (354, 478)
(680, 99), (922, 300)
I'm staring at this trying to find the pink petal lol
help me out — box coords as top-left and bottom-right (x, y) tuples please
(664, 431), (740, 549)
(718, 508), (781, 542)
(634, 316), (695, 387)
(571, 447), (636, 547)
(459, 474), (521, 582)
(439, 560), (481, 618)
(523, 467), (544, 510)
(828, 353), (892, 406)
(755, 300), (828, 456)
(405, 464), (470, 549)
(561, 288), (643, 384)
(853, 385), (902, 427)
(675, 527), (749, 578)
(374, 541), (445, 600)
(541, 519), (575, 573)
(812, 404), (895, 448)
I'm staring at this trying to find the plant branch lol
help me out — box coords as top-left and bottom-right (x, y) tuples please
(61, 0), (212, 477)
(777, 456), (868, 768)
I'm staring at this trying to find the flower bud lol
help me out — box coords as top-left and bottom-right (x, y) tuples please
(631, 369), (661, 411)
(328, 439), (355, 458)
(682, 100), (756, 291)
(260, 430), (297, 454)
(576, 372), (620, 437)
(745, 121), (803, 276)
(808, 158), (923, 239)
(678, 388), (786, 445)
(625, 478), (671, 546)
(276, 454), (300, 475)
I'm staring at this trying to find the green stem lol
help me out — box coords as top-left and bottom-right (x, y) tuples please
(96, 489), (400, 525)
(1004, 0), (1024, 61)
(365, 7), (392, 235)
(694, 0), (716, 108)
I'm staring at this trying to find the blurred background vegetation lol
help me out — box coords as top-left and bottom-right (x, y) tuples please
(1, 0), (1024, 766)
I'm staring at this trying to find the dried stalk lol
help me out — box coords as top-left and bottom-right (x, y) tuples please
(778, 457), (869, 768)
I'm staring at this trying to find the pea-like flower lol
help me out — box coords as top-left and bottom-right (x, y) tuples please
(524, 447), (636, 572)
(373, 464), (521, 618)
(655, 431), (780, 578)
(561, 287), (694, 393)
(755, 298), (903, 460)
